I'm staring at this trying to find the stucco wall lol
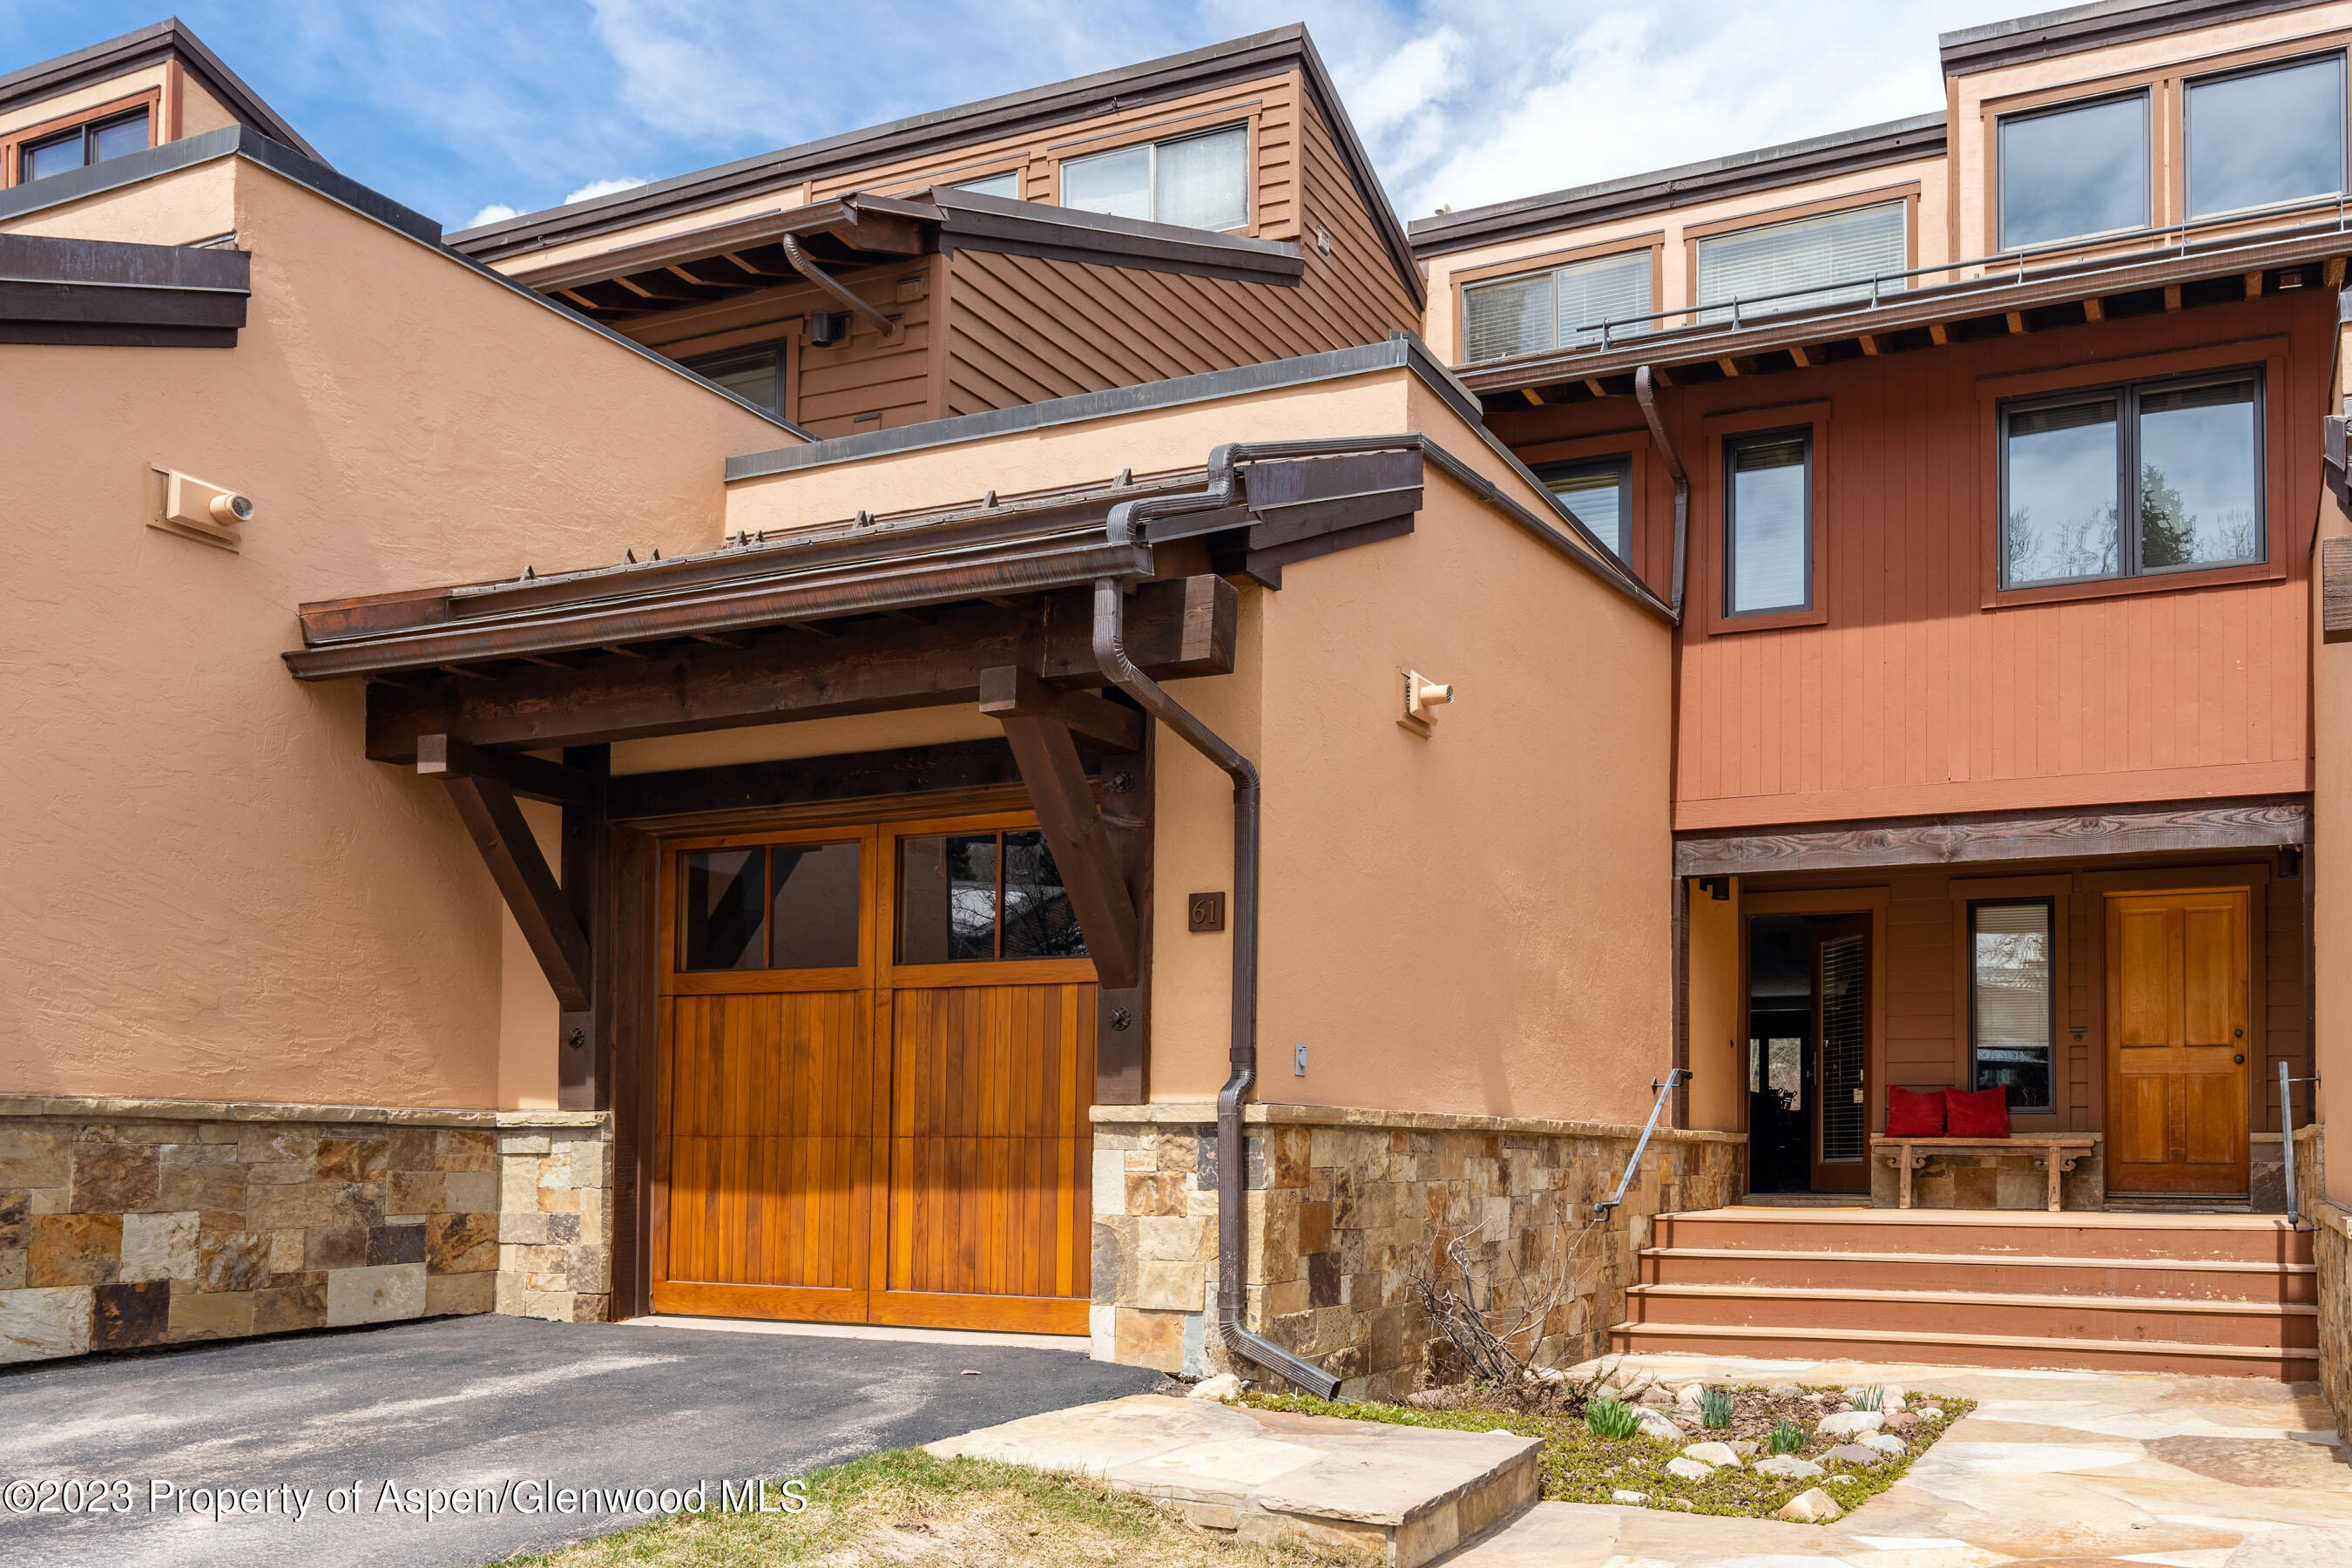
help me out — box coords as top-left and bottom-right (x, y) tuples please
(1685, 876), (1743, 1132)
(2318, 467), (2352, 1206)
(0, 154), (783, 1111)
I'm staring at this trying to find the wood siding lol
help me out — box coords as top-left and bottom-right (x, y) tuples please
(1746, 858), (2304, 1139)
(1490, 292), (2328, 831)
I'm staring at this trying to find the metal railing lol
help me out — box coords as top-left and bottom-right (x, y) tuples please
(2281, 1060), (2316, 1231)
(1479, 193), (2352, 364)
(1592, 1068), (1690, 1220)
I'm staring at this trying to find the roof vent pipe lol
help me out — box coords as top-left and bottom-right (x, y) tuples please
(1092, 575), (1340, 1400)
(1634, 365), (1688, 622)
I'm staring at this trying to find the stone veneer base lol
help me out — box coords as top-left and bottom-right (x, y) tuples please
(0, 1096), (611, 1365)
(1088, 1102), (1742, 1401)
(2301, 1126), (2348, 1442)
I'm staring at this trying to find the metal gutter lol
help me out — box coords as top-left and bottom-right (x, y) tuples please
(782, 233), (898, 340)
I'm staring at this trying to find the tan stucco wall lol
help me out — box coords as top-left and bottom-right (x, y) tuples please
(2316, 328), (2352, 1205)
(1686, 876), (1743, 1132)
(0, 154), (783, 1111)
(0, 64), (168, 139)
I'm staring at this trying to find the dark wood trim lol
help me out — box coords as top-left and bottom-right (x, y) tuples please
(1095, 725), (1152, 1104)
(991, 693), (1140, 990)
(1672, 875), (1690, 1129)
(362, 576), (1236, 761)
(607, 825), (658, 1318)
(978, 665), (1143, 750)
(1675, 796), (2310, 877)
(0, 233), (248, 346)
(558, 745), (612, 1112)
(437, 772), (593, 1012)
(607, 738), (1049, 822)
(418, 732), (593, 806)
(2322, 535), (2352, 644)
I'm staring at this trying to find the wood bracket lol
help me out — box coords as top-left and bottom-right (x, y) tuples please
(417, 732), (594, 805)
(423, 736), (592, 1011)
(977, 666), (1145, 751)
(983, 667), (1140, 989)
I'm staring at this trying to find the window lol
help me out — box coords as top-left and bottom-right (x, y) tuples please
(1999, 92), (2149, 249)
(951, 171), (1021, 200)
(1694, 201), (1905, 322)
(898, 830), (1085, 963)
(1724, 429), (1811, 616)
(2186, 53), (2348, 219)
(679, 841), (862, 972)
(1061, 124), (1247, 231)
(2000, 370), (2262, 587)
(1970, 900), (2054, 1112)
(17, 106), (150, 185)
(1533, 455), (1631, 558)
(1461, 249), (1650, 363)
(684, 342), (787, 417)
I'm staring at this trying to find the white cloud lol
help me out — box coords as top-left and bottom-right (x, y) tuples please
(564, 176), (650, 205)
(466, 202), (521, 228)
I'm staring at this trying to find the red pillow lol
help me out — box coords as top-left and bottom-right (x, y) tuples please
(1945, 1085), (2011, 1139)
(1886, 1085), (1946, 1138)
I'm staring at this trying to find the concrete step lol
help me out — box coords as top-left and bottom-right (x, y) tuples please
(928, 1393), (1540, 1568)
(1639, 1246), (2319, 1304)
(1609, 1318), (2320, 1380)
(1623, 1281), (2318, 1350)
(1653, 1208), (2312, 1265)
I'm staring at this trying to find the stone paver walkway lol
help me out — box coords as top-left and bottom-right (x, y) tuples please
(1450, 1352), (2352, 1567)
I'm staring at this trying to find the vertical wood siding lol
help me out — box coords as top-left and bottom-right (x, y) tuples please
(1488, 292), (2325, 830)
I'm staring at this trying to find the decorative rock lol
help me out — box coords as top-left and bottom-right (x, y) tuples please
(1729, 1440), (1761, 1458)
(1637, 1385), (1674, 1406)
(1880, 1384), (1909, 1412)
(1859, 1433), (1908, 1456)
(1777, 1487), (1843, 1523)
(1187, 1373), (1241, 1402)
(1665, 1456), (1714, 1481)
(1816, 1410), (1886, 1437)
(1883, 1410), (1921, 1432)
(1671, 1416), (1700, 1433)
(1821, 1443), (1889, 1466)
(1753, 1455), (1824, 1480)
(1611, 1489), (1647, 1504)
(1916, 1405), (1945, 1420)
(1673, 1382), (1707, 1408)
(1635, 1415), (1683, 1442)
(1767, 1382), (1804, 1397)
(1680, 1442), (1741, 1468)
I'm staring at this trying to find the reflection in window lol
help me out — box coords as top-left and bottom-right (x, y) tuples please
(1971, 901), (2053, 1111)
(1001, 831), (1085, 958)
(1534, 456), (1630, 558)
(899, 829), (1089, 963)
(767, 842), (862, 969)
(2000, 93), (2149, 249)
(951, 171), (1021, 199)
(1694, 201), (1905, 322)
(1748, 1037), (1804, 1110)
(1725, 430), (1810, 616)
(683, 341), (787, 417)
(2187, 54), (2347, 219)
(1063, 124), (1247, 232)
(19, 107), (150, 185)
(1461, 249), (1652, 363)
(2002, 373), (2261, 587)
(681, 849), (765, 971)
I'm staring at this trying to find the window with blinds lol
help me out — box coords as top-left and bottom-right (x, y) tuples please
(1460, 249), (1651, 364)
(1534, 455), (1631, 559)
(1694, 200), (1906, 323)
(1725, 429), (1811, 616)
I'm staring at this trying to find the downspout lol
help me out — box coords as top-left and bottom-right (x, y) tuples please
(1092, 575), (1341, 1399)
(1636, 364), (1694, 1126)
(780, 233), (898, 341)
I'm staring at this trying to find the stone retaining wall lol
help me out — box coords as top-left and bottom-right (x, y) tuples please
(1090, 1103), (1742, 1401)
(0, 1097), (610, 1364)
(2303, 1125), (2349, 1441)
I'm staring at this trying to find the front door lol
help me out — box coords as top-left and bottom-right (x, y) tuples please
(1808, 915), (1872, 1193)
(2105, 889), (2250, 1198)
(652, 812), (1097, 1333)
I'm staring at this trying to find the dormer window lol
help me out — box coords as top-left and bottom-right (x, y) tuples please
(1061, 123), (1247, 232)
(951, 172), (1020, 200)
(1695, 201), (1905, 322)
(17, 105), (150, 185)
(2186, 52), (2347, 219)
(1461, 248), (1651, 363)
(1998, 91), (2149, 250)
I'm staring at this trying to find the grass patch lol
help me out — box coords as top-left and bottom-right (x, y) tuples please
(496, 1447), (1371, 1567)
(1240, 1386), (1977, 1523)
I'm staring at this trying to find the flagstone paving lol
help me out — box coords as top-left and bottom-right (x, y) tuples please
(1446, 1351), (2352, 1567)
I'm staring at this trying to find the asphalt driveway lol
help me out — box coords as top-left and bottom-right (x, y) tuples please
(0, 1314), (1161, 1568)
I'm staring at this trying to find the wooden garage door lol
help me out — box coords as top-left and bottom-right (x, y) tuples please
(652, 814), (1095, 1333)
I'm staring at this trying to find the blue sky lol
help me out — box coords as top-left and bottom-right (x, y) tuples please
(3, 2), (2003, 232)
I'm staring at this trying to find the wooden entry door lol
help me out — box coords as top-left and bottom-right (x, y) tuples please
(652, 813), (1096, 1333)
(2105, 889), (2250, 1197)
(1808, 916), (1872, 1193)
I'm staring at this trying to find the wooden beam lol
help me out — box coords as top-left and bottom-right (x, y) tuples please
(2004, 310), (2027, 335)
(1928, 323), (1948, 346)
(2245, 270), (2264, 299)
(607, 737), (1041, 821)
(366, 574), (1236, 761)
(1858, 334), (1880, 355)
(1581, 376), (1605, 397)
(2323, 535), (2352, 644)
(417, 732), (594, 806)
(1716, 357), (1740, 378)
(993, 710), (1140, 989)
(2328, 256), (2346, 288)
(1789, 344), (1812, 368)
(977, 665), (1145, 751)
(2165, 284), (2182, 311)
(2082, 297), (2104, 322)
(1519, 388), (1543, 407)
(438, 772), (592, 1010)
(1673, 796), (2309, 877)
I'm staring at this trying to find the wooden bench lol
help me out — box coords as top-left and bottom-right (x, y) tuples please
(1871, 1134), (2099, 1211)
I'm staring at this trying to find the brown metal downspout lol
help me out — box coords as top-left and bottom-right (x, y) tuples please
(1092, 576), (1339, 1398)
(1637, 364), (1695, 1128)
(781, 233), (899, 341)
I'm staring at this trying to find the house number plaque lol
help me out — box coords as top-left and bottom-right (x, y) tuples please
(1187, 891), (1227, 933)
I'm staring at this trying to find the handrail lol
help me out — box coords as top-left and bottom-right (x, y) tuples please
(1466, 193), (2352, 368)
(2281, 1060), (2311, 1231)
(1592, 1068), (1689, 1220)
